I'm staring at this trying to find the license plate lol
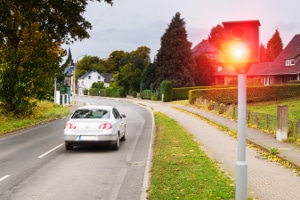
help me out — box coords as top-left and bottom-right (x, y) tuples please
(77, 135), (97, 141)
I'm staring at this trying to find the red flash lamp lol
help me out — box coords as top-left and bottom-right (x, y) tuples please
(222, 20), (260, 73)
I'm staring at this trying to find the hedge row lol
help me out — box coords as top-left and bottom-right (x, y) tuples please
(172, 86), (229, 100)
(87, 88), (126, 97)
(189, 84), (300, 105)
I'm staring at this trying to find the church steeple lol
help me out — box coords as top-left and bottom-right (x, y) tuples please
(67, 47), (73, 67)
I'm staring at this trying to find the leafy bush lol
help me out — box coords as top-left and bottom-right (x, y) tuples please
(162, 81), (173, 102)
(218, 103), (226, 114)
(83, 89), (88, 95)
(208, 100), (215, 111)
(91, 82), (105, 89)
(151, 91), (160, 101)
(89, 88), (100, 96)
(141, 90), (151, 99)
(159, 80), (169, 100)
(132, 91), (137, 98)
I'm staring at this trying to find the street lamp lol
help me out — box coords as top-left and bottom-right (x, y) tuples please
(222, 20), (260, 200)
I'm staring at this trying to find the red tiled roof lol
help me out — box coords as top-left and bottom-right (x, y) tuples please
(266, 34), (300, 75)
(192, 39), (219, 55)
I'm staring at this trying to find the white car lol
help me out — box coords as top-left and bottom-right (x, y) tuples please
(64, 105), (126, 150)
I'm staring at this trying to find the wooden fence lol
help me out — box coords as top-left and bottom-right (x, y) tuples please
(194, 98), (300, 139)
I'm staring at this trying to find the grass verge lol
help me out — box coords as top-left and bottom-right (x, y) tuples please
(0, 101), (71, 135)
(148, 112), (235, 200)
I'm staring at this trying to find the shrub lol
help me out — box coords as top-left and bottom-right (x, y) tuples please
(83, 89), (88, 95)
(208, 100), (215, 111)
(141, 90), (152, 99)
(218, 103), (225, 114)
(162, 81), (173, 102)
(159, 80), (169, 100)
(132, 91), (137, 98)
(151, 91), (160, 101)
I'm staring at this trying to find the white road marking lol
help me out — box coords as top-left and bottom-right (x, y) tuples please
(0, 175), (10, 182)
(38, 144), (63, 158)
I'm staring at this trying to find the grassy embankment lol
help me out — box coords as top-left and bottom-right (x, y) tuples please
(148, 112), (235, 200)
(0, 101), (71, 135)
(246, 97), (300, 121)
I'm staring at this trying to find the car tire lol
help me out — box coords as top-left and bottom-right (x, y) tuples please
(112, 134), (120, 150)
(65, 142), (73, 150)
(121, 132), (126, 141)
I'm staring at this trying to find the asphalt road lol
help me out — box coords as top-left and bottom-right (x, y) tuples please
(0, 96), (152, 200)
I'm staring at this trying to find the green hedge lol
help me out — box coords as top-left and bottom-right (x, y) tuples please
(173, 86), (229, 100)
(189, 84), (300, 105)
(162, 81), (173, 102)
(88, 87), (126, 98)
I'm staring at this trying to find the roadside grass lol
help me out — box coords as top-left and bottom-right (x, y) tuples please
(173, 97), (300, 121)
(0, 101), (71, 135)
(149, 112), (235, 200)
(246, 97), (300, 121)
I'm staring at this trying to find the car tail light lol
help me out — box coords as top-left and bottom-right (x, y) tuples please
(98, 123), (113, 130)
(64, 123), (77, 129)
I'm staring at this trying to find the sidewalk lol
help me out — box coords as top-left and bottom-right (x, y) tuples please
(175, 104), (300, 168)
(133, 99), (300, 200)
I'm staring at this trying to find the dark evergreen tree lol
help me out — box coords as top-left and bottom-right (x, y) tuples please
(194, 54), (215, 86)
(154, 12), (195, 89)
(140, 62), (156, 91)
(266, 29), (283, 61)
(259, 44), (268, 62)
(207, 24), (224, 49)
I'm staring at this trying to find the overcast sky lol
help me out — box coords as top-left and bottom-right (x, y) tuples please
(65, 0), (300, 62)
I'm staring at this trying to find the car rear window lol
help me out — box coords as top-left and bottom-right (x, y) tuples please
(71, 109), (110, 119)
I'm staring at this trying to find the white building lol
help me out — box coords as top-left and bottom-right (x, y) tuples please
(77, 70), (113, 96)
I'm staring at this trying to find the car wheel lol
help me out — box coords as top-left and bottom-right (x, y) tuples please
(112, 134), (120, 150)
(65, 142), (73, 150)
(121, 132), (126, 141)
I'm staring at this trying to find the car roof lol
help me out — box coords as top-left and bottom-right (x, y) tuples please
(75, 105), (114, 110)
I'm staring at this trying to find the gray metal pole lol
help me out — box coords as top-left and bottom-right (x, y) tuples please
(235, 73), (248, 200)
(54, 77), (57, 104)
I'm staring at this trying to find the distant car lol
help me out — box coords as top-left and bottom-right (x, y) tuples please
(64, 105), (126, 150)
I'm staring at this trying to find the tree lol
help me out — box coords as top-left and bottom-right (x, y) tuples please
(259, 44), (268, 62)
(0, 23), (63, 114)
(140, 62), (156, 91)
(75, 56), (104, 81)
(194, 54), (215, 86)
(266, 29), (283, 61)
(207, 24), (224, 49)
(0, 0), (113, 114)
(112, 46), (151, 93)
(107, 50), (128, 72)
(154, 12), (195, 89)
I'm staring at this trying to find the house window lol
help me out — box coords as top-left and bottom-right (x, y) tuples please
(98, 76), (100, 80)
(286, 59), (295, 66)
(81, 81), (84, 86)
(264, 77), (270, 86)
(88, 76), (91, 79)
(290, 59), (295, 65)
(285, 60), (290, 66)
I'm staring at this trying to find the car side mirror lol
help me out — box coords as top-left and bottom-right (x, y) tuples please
(121, 114), (126, 118)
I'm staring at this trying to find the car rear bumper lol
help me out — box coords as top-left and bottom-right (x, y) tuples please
(64, 135), (117, 146)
